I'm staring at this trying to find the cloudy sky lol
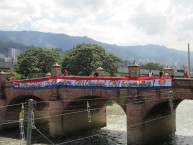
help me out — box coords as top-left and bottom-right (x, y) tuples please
(0, 0), (193, 50)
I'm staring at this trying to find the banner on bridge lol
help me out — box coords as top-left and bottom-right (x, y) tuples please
(13, 76), (172, 90)
(13, 77), (171, 90)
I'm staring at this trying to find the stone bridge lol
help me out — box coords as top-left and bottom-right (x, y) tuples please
(0, 64), (193, 145)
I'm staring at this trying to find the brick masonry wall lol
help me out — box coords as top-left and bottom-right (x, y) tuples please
(1, 78), (193, 144)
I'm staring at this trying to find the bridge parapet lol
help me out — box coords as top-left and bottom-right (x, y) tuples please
(0, 71), (6, 99)
(51, 63), (61, 77)
(128, 63), (140, 77)
(171, 78), (193, 101)
(172, 78), (193, 88)
(0, 71), (6, 84)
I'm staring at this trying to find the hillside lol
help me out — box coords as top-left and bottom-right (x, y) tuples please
(0, 30), (191, 64)
(0, 40), (30, 56)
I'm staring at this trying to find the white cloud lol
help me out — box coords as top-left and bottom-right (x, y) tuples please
(131, 12), (167, 35)
(32, 18), (70, 33)
(0, 0), (193, 50)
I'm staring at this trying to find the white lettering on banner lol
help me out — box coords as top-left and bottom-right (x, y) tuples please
(121, 80), (152, 87)
(13, 78), (172, 89)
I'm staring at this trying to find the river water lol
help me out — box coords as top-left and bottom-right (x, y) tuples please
(0, 100), (193, 145)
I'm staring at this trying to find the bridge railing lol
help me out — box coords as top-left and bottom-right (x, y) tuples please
(172, 78), (193, 88)
(118, 68), (188, 78)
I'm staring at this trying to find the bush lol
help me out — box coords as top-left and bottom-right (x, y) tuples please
(107, 100), (115, 106)
(6, 71), (21, 80)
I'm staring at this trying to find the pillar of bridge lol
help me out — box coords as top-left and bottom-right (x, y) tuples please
(126, 102), (145, 145)
(163, 66), (173, 77)
(49, 63), (63, 135)
(0, 71), (9, 129)
(126, 91), (177, 145)
(50, 63), (61, 100)
(0, 100), (6, 129)
(45, 72), (51, 78)
(49, 63), (62, 135)
(48, 101), (64, 137)
(95, 67), (105, 76)
(0, 71), (6, 99)
(128, 63), (140, 77)
(0, 71), (6, 84)
(51, 63), (61, 77)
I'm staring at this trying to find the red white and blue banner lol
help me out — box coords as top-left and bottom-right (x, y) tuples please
(13, 76), (172, 90)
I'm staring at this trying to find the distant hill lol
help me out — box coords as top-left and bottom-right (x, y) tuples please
(0, 40), (30, 56)
(0, 30), (191, 64)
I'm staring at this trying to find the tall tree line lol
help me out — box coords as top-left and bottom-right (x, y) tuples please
(14, 43), (122, 78)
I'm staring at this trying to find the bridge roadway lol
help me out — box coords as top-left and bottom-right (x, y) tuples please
(0, 65), (193, 145)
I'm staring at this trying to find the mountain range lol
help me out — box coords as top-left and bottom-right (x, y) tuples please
(0, 30), (191, 65)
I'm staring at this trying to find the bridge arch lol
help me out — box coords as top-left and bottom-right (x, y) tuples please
(6, 95), (48, 128)
(8, 95), (43, 105)
(53, 94), (127, 137)
(142, 98), (182, 144)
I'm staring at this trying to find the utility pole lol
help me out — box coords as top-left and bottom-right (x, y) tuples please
(26, 99), (35, 145)
(188, 43), (191, 75)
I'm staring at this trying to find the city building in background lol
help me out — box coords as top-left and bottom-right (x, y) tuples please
(8, 48), (21, 62)
(0, 48), (21, 71)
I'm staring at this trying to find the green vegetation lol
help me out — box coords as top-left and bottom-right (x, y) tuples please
(107, 100), (115, 106)
(15, 48), (61, 77)
(13, 44), (121, 78)
(6, 71), (21, 80)
(141, 62), (163, 70)
(62, 43), (122, 76)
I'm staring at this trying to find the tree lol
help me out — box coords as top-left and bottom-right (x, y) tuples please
(15, 48), (61, 77)
(6, 71), (21, 80)
(141, 62), (163, 70)
(103, 53), (122, 76)
(62, 43), (122, 76)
